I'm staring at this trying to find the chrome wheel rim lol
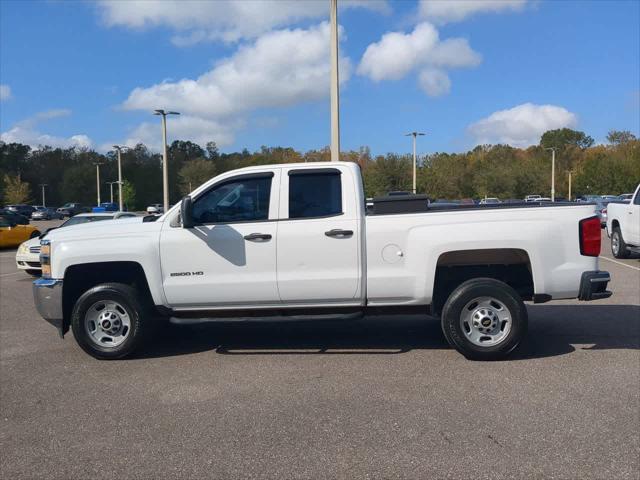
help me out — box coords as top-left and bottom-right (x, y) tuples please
(84, 300), (131, 347)
(612, 233), (620, 255)
(459, 296), (512, 347)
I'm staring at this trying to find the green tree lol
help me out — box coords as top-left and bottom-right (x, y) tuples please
(540, 128), (594, 150)
(121, 180), (136, 210)
(178, 159), (216, 195)
(606, 130), (637, 145)
(1, 173), (31, 203)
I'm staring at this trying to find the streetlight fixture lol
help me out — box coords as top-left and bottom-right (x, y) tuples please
(38, 184), (47, 207)
(405, 131), (426, 194)
(544, 147), (556, 202)
(329, 0), (340, 162)
(93, 162), (104, 205)
(112, 145), (129, 212)
(153, 109), (180, 212)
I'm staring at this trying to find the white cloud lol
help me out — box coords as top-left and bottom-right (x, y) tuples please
(467, 103), (578, 147)
(120, 22), (351, 149)
(121, 115), (241, 151)
(0, 109), (93, 149)
(0, 84), (12, 101)
(419, 0), (528, 24)
(357, 22), (480, 96)
(418, 68), (451, 97)
(97, 0), (389, 45)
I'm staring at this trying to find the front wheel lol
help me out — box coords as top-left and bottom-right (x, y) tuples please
(611, 228), (630, 259)
(71, 283), (151, 359)
(25, 269), (41, 277)
(441, 278), (527, 360)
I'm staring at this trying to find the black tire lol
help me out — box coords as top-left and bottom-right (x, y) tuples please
(611, 227), (630, 259)
(441, 278), (527, 361)
(25, 269), (41, 277)
(71, 283), (150, 359)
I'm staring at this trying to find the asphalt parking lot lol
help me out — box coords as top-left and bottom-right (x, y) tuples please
(1, 221), (638, 479)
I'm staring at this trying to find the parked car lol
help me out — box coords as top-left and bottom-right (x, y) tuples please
(480, 197), (501, 205)
(606, 184), (640, 258)
(94, 202), (119, 212)
(16, 211), (138, 276)
(33, 161), (611, 361)
(618, 193), (634, 201)
(0, 208), (30, 225)
(524, 195), (541, 202)
(576, 195), (601, 203)
(32, 206), (64, 220)
(5, 204), (36, 218)
(601, 195), (619, 201)
(57, 203), (90, 217)
(146, 203), (164, 214)
(594, 199), (610, 226)
(0, 214), (40, 248)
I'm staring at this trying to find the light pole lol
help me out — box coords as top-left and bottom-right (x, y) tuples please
(405, 132), (425, 194)
(93, 162), (103, 205)
(568, 170), (573, 201)
(544, 147), (556, 202)
(107, 182), (118, 203)
(112, 145), (128, 212)
(154, 109), (180, 211)
(38, 184), (47, 207)
(330, 0), (340, 162)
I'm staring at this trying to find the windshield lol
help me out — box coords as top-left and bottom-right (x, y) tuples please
(61, 215), (114, 227)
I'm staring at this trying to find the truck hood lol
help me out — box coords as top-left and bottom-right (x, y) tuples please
(43, 216), (160, 242)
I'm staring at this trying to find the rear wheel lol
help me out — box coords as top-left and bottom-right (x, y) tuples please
(611, 228), (630, 259)
(441, 278), (527, 360)
(71, 283), (151, 359)
(29, 231), (40, 239)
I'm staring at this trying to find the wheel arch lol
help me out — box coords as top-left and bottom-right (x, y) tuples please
(431, 248), (534, 316)
(62, 261), (154, 329)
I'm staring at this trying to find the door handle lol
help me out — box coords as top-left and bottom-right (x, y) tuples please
(325, 229), (354, 238)
(243, 233), (272, 241)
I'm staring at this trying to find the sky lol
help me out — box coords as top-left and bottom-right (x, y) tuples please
(0, 0), (638, 156)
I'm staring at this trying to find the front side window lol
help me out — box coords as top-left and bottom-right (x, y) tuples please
(634, 187), (640, 205)
(288, 170), (342, 219)
(192, 176), (272, 224)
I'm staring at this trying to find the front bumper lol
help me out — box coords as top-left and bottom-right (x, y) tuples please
(578, 271), (612, 301)
(16, 252), (41, 271)
(33, 278), (65, 335)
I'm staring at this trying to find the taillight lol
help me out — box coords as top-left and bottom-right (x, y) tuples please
(579, 216), (601, 256)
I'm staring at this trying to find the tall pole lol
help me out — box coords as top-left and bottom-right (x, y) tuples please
(107, 182), (115, 203)
(39, 184), (47, 207)
(568, 171), (572, 201)
(405, 132), (425, 194)
(113, 145), (126, 212)
(94, 163), (103, 205)
(154, 110), (180, 212)
(330, 0), (340, 162)
(551, 148), (555, 202)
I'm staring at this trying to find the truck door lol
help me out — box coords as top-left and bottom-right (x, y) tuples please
(159, 170), (280, 307)
(276, 166), (363, 304)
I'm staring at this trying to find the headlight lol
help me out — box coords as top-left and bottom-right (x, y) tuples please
(40, 240), (51, 278)
(18, 243), (29, 254)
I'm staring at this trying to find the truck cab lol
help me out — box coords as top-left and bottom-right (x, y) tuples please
(606, 183), (640, 258)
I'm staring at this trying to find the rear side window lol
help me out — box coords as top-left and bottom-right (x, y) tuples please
(288, 170), (342, 219)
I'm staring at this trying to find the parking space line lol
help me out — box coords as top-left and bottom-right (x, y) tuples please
(600, 256), (640, 271)
(0, 271), (20, 278)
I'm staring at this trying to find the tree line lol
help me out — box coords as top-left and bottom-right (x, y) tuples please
(1, 128), (638, 209)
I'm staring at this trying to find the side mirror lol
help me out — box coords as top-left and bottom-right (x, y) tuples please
(181, 196), (194, 228)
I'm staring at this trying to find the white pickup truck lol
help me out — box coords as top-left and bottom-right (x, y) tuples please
(606, 183), (640, 258)
(33, 162), (611, 360)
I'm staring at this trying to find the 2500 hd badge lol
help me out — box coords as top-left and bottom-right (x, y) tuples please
(170, 271), (204, 277)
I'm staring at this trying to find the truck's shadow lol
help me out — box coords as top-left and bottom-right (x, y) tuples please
(137, 304), (639, 360)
